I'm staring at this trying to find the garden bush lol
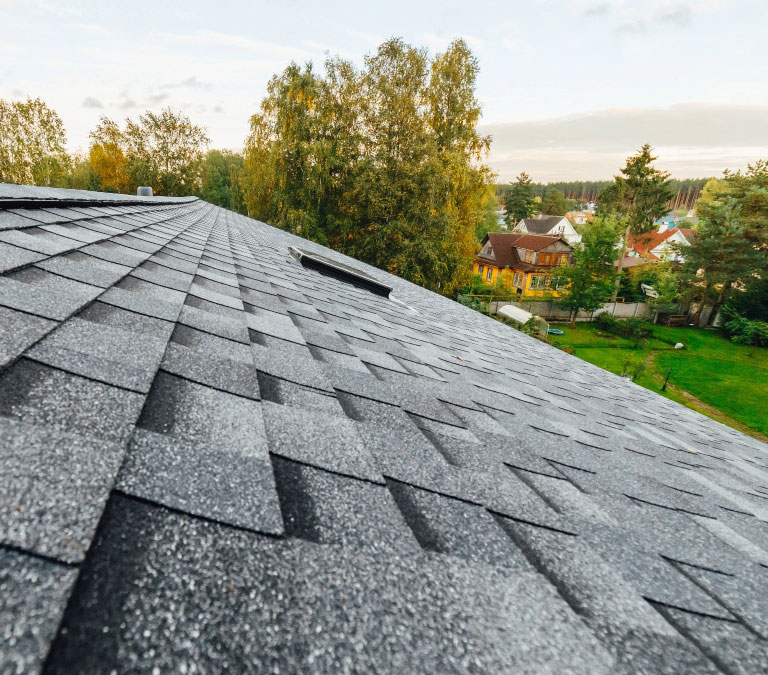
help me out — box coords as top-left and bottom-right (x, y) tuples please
(593, 312), (618, 332)
(724, 316), (768, 347)
(593, 314), (653, 348)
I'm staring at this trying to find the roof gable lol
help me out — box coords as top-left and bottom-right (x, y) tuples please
(629, 227), (696, 256)
(516, 215), (568, 234)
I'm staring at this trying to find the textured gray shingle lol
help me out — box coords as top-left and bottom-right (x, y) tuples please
(45, 495), (616, 674)
(0, 549), (77, 675)
(2, 185), (768, 673)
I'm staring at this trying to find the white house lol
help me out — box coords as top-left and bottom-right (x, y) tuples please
(628, 226), (697, 263)
(513, 215), (582, 245)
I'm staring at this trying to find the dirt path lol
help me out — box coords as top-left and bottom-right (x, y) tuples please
(644, 351), (768, 444)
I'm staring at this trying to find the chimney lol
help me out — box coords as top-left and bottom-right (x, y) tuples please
(137, 186), (153, 197)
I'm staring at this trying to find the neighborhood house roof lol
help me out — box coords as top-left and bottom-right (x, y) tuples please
(629, 227), (697, 259)
(478, 232), (568, 270)
(2, 184), (768, 673)
(516, 215), (567, 234)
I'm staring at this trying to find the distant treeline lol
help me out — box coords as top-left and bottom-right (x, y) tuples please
(496, 178), (711, 211)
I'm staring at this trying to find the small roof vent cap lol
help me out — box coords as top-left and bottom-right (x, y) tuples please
(137, 186), (153, 197)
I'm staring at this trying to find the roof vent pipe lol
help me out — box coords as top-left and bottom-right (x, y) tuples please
(137, 186), (153, 197)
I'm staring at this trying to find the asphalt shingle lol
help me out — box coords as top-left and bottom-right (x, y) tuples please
(2, 186), (768, 673)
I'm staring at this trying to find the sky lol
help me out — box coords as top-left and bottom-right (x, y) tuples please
(2, 0), (767, 181)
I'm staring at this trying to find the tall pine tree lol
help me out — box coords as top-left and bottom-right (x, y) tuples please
(599, 145), (672, 301)
(505, 172), (535, 225)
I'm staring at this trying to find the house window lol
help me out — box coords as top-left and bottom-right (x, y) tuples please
(524, 250), (534, 263)
(529, 275), (549, 290)
(478, 265), (484, 277)
(539, 253), (561, 265)
(486, 267), (493, 281)
(512, 272), (523, 288)
(552, 276), (566, 290)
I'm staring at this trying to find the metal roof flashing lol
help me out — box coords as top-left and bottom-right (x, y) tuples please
(288, 246), (393, 298)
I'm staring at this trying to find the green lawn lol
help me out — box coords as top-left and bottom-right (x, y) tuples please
(548, 322), (768, 438)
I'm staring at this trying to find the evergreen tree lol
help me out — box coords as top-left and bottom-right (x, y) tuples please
(600, 144), (673, 301)
(505, 172), (535, 224)
(540, 188), (573, 216)
(676, 196), (767, 325)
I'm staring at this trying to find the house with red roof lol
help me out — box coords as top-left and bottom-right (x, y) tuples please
(626, 226), (697, 263)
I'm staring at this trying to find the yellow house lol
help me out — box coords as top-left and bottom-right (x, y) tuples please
(474, 232), (574, 297)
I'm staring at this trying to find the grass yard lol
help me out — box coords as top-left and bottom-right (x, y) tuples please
(548, 321), (768, 439)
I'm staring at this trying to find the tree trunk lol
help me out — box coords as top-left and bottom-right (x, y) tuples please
(690, 283), (711, 327)
(611, 225), (630, 303)
(570, 310), (577, 327)
(708, 281), (733, 327)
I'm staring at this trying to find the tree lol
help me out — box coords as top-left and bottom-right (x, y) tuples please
(475, 189), (503, 241)
(599, 144), (673, 301)
(0, 97), (70, 186)
(722, 277), (768, 323)
(556, 215), (620, 325)
(124, 109), (210, 195)
(89, 118), (131, 193)
(540, 188), (573, 216)
(242, 38), (493, 296)
(675, 198), (767, 326)
(505, 172), (535, 224)
(198, 149), (246, 213)
(61, 153), (101, 191)
(697, 160), (768, 249)
(88, 108), (209, 196)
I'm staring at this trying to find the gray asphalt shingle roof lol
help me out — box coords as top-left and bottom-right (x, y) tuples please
(516, 215), (567, 234)
(1, 184), (768, 673)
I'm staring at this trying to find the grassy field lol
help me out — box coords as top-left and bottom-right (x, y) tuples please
(548, 322), (768, 438)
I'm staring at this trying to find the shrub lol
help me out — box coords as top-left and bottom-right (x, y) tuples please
(725, 316), (768, 347)
(593, 312), (617, 332)
(457, 294), (489, 315)
(615, 317), (653, 347)
(595, 314), (653, 347)
(621, 352), (646, 381)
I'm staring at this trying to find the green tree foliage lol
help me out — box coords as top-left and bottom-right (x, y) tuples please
(504, 171), (535, 224)
(60, 153), (101, 191)
(496, 178), (708, 208)
(475, 189), (503, 241)
(599, 144), (673, 233)
(89, 108), (209, 196)
(722, 277), (768, 323)
(697, 160), (768, 249)
(540, 188), (573, 216)
(0, 97), (70, 186)
(675, 164), (768, 325)
(242, 38), (493, 296)
(676, 202), (765, 312)
(556, 216), (620, 324)
(198, 149), (246, 213)
(724, 317), (768, 346)
(599, 144), (673, 301)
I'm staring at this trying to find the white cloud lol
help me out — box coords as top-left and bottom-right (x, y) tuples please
(82, 96), (103, 109)
(482, 104), (768, 180)
(157, 30), (314, 61)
